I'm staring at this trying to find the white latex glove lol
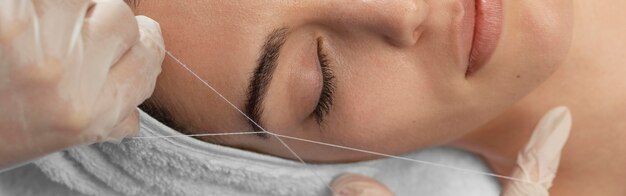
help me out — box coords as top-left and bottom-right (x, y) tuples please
(0, 0), (164, 170)
(330, 107), (572, 196)
(502, 106), (572, 196)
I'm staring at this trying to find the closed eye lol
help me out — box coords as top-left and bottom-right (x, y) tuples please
(313, 37), (335, 125)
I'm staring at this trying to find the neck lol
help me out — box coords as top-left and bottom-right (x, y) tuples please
(451, 0), (626, 178)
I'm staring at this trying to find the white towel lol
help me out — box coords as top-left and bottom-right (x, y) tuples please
(2, 111), (501, 196)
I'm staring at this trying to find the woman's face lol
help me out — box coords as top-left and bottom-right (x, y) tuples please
(136, 0), (573, 162)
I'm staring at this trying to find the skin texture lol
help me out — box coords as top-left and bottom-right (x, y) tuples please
(454, 0), (626, 195)
(134, 0), (573, 163)
(132, 0), (626, 195)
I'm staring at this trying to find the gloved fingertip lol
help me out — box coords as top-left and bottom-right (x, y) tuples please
(511, 106), (573, 193)
(108, 110), (140, 142)
(103, 136), (125, 144)
(135, 15), (165, 58)
(135, 15), (161, 34)
(331, 173), (394, 196)
(331, 173), (360, 188)
(524, 106), (572, 165)
(124, 110), (141, 136)
(104, 126), (138, 144)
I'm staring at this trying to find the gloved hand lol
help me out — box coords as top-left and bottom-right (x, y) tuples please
(0, 0), (165, 170)
(330, 107), (573, 196)
(502, 106), (572, 196)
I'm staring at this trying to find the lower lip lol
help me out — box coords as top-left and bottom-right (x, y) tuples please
(466, 0), (503, 76)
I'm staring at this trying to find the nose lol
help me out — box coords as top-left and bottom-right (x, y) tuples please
(320, 0), (429, 47)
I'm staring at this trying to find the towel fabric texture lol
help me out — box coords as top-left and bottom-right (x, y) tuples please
(0, 111), (501, 196)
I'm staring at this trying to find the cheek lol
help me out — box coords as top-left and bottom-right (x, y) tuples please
(508, 0), (573, 71)
(324, 52), (464, 154)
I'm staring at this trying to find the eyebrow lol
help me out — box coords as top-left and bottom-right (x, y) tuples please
(245, 27), (290, 138)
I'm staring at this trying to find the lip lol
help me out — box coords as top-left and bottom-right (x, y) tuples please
(462, 0), (503, 76)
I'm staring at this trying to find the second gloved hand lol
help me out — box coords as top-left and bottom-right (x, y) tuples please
(330, 107), (573, 196)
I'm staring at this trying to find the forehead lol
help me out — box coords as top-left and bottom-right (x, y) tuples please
(138, 1), (279, 131)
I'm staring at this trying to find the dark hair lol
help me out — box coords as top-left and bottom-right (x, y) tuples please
(139, 100), (186, 132)
(123, 0), (140, 10)
(140, 98), (225, 144)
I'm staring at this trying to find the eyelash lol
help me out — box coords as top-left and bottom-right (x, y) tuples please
(314, 38), (336, 124)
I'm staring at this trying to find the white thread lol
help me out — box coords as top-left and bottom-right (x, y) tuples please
(130, 130), (525, 183)
(268, 132), (525, 183)
(159, 50), (529, 186)
(165, 51), (335, 192)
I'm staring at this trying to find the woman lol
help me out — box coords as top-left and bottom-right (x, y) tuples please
(137, 0), (626, 195)
(1, 0), (624, 195)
